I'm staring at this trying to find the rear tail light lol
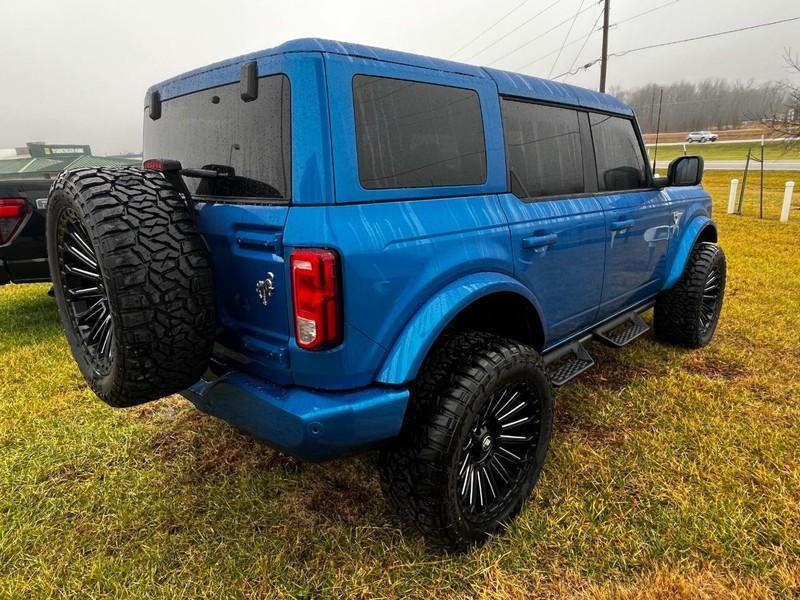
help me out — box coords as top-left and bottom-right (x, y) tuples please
(142, 158), (182, 172)
(0, 198), (27, 245)
(290, 248), (342, 350)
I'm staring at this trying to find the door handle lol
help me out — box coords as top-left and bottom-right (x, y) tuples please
(610, 219), (635, 232)
(522, 233), (558, 250)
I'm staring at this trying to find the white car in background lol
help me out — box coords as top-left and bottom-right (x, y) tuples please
(686, 130), (719, 142)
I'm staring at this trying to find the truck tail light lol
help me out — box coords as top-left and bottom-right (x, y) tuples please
(0, 198), (27, 245)
(290, 248), (341, 350)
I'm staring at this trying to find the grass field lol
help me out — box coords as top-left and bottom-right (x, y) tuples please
(1, 171), (799, 599)
(646, 140), (800, 163)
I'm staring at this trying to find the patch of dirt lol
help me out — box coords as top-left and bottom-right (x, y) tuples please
(553, 405), (621, 444)
(303, 470), (383, 525)
(131, 395), (187, 423)
(147, 409), (301, 481)
(683, 355), (748, 381)
(579, 359), (658, 392)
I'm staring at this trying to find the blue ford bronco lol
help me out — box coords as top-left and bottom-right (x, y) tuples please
(47, 39), (725, 550)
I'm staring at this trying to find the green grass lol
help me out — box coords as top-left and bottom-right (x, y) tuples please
(646, 140), (800, 163)
(1, 171), (799, 598)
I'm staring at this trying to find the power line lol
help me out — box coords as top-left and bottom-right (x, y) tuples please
(464, 0), (563, 62)
(554, 15), (800, 81)
(450, 0), (532, 57)
(609, 0), (680, 30)
(549, 0), (587, 77)
(609, 15), (800, 59)
(486, 0), (600, 66)
(564, 4), (603, 77)
(515, 0), (680, 72)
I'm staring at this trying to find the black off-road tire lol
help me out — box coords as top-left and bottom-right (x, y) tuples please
(654, 242), (726, 348)
(378, 332), (554, 551)
(46, 167), (216, 407)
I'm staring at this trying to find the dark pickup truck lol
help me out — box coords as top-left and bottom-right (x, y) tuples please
(0, 179), (53, 285)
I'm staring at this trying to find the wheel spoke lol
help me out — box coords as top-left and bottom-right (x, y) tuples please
(76, 299), (104, 323)
(69, 228), (96, 258)
(482, 466), (497, 500)
(461, 464), (471, 497)
(493, 390), (519, 420)
(496, 401), (526, 424)
(476, 469), (484, 507)
(64, 263), (100, 281)
(99, 324), (113, 359)
(69, 286), (103, 299)
(500, 415), (532, 430)
(490, 456), (510, 484)
(497, 445), (522, 463)
(64, 243), (98, 271)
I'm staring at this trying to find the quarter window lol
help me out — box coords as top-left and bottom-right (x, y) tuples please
(589, 113), (648, 191)
(501, 99), (584, 198)
(353, 75), (487, 189)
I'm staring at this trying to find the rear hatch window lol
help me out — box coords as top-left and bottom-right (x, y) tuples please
(144, 74), (291, 201)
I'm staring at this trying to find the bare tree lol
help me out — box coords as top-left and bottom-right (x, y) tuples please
(762, 49), (800, 146)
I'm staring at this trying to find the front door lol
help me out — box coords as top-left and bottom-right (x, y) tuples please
(587, 112), (674, 316)
(499, 98), (606, 346)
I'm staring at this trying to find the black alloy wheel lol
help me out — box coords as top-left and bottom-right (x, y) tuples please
(55, 207), (113, 374)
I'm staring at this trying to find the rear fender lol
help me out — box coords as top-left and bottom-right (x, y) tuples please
(662, 215), (717, 290)
(376, 272), (542, 385)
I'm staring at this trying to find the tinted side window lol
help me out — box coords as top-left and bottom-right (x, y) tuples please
(501, 99), (584, 198)
(144, 74), (291, 200)
(353, 75), (486, 189)
(589, 113), (647, 191)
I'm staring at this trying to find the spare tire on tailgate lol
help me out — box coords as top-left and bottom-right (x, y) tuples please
(46, 167), (216, 407)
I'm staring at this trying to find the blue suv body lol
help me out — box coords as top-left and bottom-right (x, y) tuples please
(141, 38), (717, 458)
(50, 38), (725, 549)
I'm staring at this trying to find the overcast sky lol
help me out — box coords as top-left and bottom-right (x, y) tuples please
(3, 0), (798, 154)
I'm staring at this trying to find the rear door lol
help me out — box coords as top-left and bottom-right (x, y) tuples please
(143, 54), (332, 385)
(498, 98), (606, 345)
(588, 113), (674, 316)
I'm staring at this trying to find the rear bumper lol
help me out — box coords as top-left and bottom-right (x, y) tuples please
(182, 372), (409, 462)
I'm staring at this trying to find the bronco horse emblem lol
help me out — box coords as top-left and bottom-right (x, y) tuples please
(256, 272), (276, 306)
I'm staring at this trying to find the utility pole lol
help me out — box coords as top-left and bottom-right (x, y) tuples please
(599, 0), (610, 92)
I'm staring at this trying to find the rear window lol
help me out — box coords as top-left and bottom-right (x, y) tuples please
(589, 113), (647, 191)
(143, 74), (290, 201)
(501, 99), (584, 198)
(352, 75), (486, 189)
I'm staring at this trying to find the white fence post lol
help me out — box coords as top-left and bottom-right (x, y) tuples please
(780, 181), (795, 223)
(727, 179), (739, 214)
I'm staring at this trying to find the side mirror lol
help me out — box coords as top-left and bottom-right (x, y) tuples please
(667, 155), (704, 186)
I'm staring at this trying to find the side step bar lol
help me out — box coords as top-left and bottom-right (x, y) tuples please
(542, 302), (653, 387)
(594, 311), (650, 348)
(544, 339), (594, 387)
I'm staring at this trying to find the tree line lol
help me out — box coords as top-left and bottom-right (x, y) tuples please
(612, 79), (790, 134)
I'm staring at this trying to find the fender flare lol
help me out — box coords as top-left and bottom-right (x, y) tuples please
(375, 272), (543, 386)
(662, 215), (718, 290)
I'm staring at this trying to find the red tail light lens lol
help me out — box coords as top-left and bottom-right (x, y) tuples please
(290, 248), (341, 350)
(0, 198), (27, 245)
(142, 158), (182, 172)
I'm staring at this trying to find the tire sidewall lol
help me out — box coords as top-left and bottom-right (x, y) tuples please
(47, 187), (122, 398)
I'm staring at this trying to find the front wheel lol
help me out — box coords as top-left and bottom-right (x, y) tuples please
(654, 242), (726, 348)
(378, 332), (554, 551)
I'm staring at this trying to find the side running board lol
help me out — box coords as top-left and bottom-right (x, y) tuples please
(594, 311), (650, 348)
(543, 303), (654, 386)
(544, 340), (595, 387)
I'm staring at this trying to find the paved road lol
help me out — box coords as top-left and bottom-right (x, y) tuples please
(655, 160), (800, 171)
(647, 137), (796, 147)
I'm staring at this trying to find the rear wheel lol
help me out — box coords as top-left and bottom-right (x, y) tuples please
(47, 167), (216, 407)
(379, 332), (554, 551)
(654, 242), (726, 348)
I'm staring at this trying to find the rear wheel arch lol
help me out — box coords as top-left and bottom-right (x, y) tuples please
(448, 291), (545, 352)
(375, 274), (546, 386)
(375, 272), (545, 385)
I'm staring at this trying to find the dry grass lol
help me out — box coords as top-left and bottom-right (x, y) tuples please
(1, 170), (799, 599)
